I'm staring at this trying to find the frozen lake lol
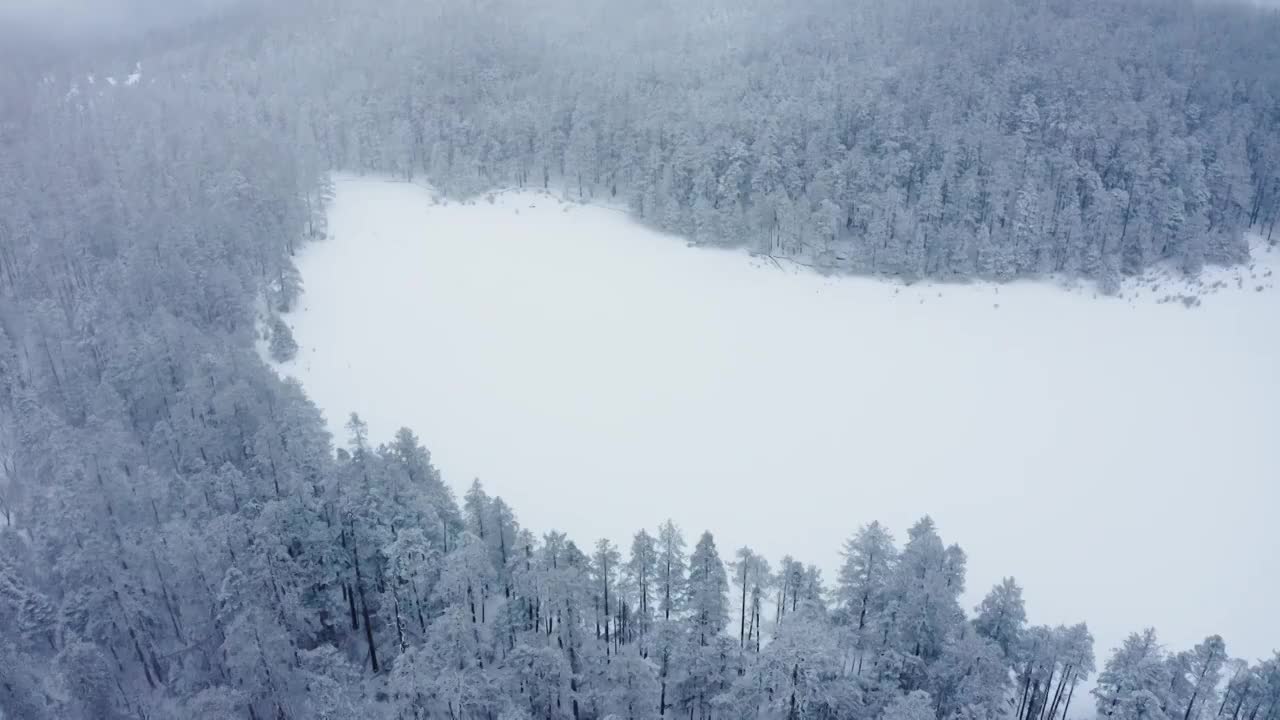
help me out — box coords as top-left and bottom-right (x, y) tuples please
(276, 175), (1280, 681)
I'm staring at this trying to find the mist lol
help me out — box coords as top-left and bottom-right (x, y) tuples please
(0, 0), (261, 54)
(0, 0), (1277, 718)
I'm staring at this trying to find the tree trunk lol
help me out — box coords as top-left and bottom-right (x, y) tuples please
(659, 648), (669, 718)
(1061, 677), (1078, 720)
(1185, 648), (1219, 720)
(788, 663), (799, 720)
(747, 591), (757, 653)
(1018, 671), (1039, 717)
(1230, 686), (1250, 720)
(1047, 667), (1072, 720)
(351, 520), (379, 672)
(603, 554), (612, 656)
(1016, 662), (1034, 720)
(1187, 693), (1202, 720)
(1035, 667), (1056, 720)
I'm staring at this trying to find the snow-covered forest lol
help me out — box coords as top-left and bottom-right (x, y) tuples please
(298, 0), (1280, 291)
(1, 0), (1279, 718)
(280, 171), (1280, 701)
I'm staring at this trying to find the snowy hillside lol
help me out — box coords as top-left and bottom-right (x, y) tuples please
(274, 175), (1280, 678)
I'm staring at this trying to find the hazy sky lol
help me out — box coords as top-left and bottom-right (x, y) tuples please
(0, 0), (255, 46)
(1, 0), (1276, 41)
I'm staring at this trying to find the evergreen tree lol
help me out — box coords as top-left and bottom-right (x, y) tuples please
(656, 520), (687, 622)
(685, 532), (729, 647)
(837, 521), (898, 673)
(1095, 629), (1174, 720)
(973, 577), (1028, 661)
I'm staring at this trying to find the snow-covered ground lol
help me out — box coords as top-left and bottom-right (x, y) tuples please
(276, 175), (1280, 678)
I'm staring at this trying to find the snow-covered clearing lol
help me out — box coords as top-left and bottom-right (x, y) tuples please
(276, 174), (1280, 674)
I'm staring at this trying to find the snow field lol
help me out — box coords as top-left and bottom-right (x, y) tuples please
(276, 175), (1280, 678)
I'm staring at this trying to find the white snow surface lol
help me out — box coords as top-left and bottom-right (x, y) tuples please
(277, 175), (1280, 676)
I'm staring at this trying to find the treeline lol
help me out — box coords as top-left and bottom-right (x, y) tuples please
(14, 0), (1280, 291)
(1, 0), (1279, 717)
(273, 0), (1280, 289)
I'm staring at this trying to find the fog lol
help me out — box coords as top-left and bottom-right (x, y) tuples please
(1, 0), (1276, 717)
(0, 0), (259, 49)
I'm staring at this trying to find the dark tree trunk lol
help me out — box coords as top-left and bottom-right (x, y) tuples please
(351, 520), (379, 672)
(1061, 677), (1079, 720)
(1047, 667), (1072, 720)
(788, 663), (799, 720)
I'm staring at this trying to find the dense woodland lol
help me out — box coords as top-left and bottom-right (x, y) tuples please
(1, 0), (1279, 717)
(305, 0), (1280, 290)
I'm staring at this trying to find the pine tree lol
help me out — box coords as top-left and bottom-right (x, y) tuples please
(685, 532), (728, 647)
(837, 521), (898, 673)
(889, 516), (965, 663)
(729, 547), (771, 652)
(973, 577), (1027, 661)
(267, 316), (298, 363)
(1095, 629), (1173, 720)
(625, 529), (659, 647)
(656, 520), (687, 622)
(593, 538), (622, 656)
(1176, 636), (1229, 720)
